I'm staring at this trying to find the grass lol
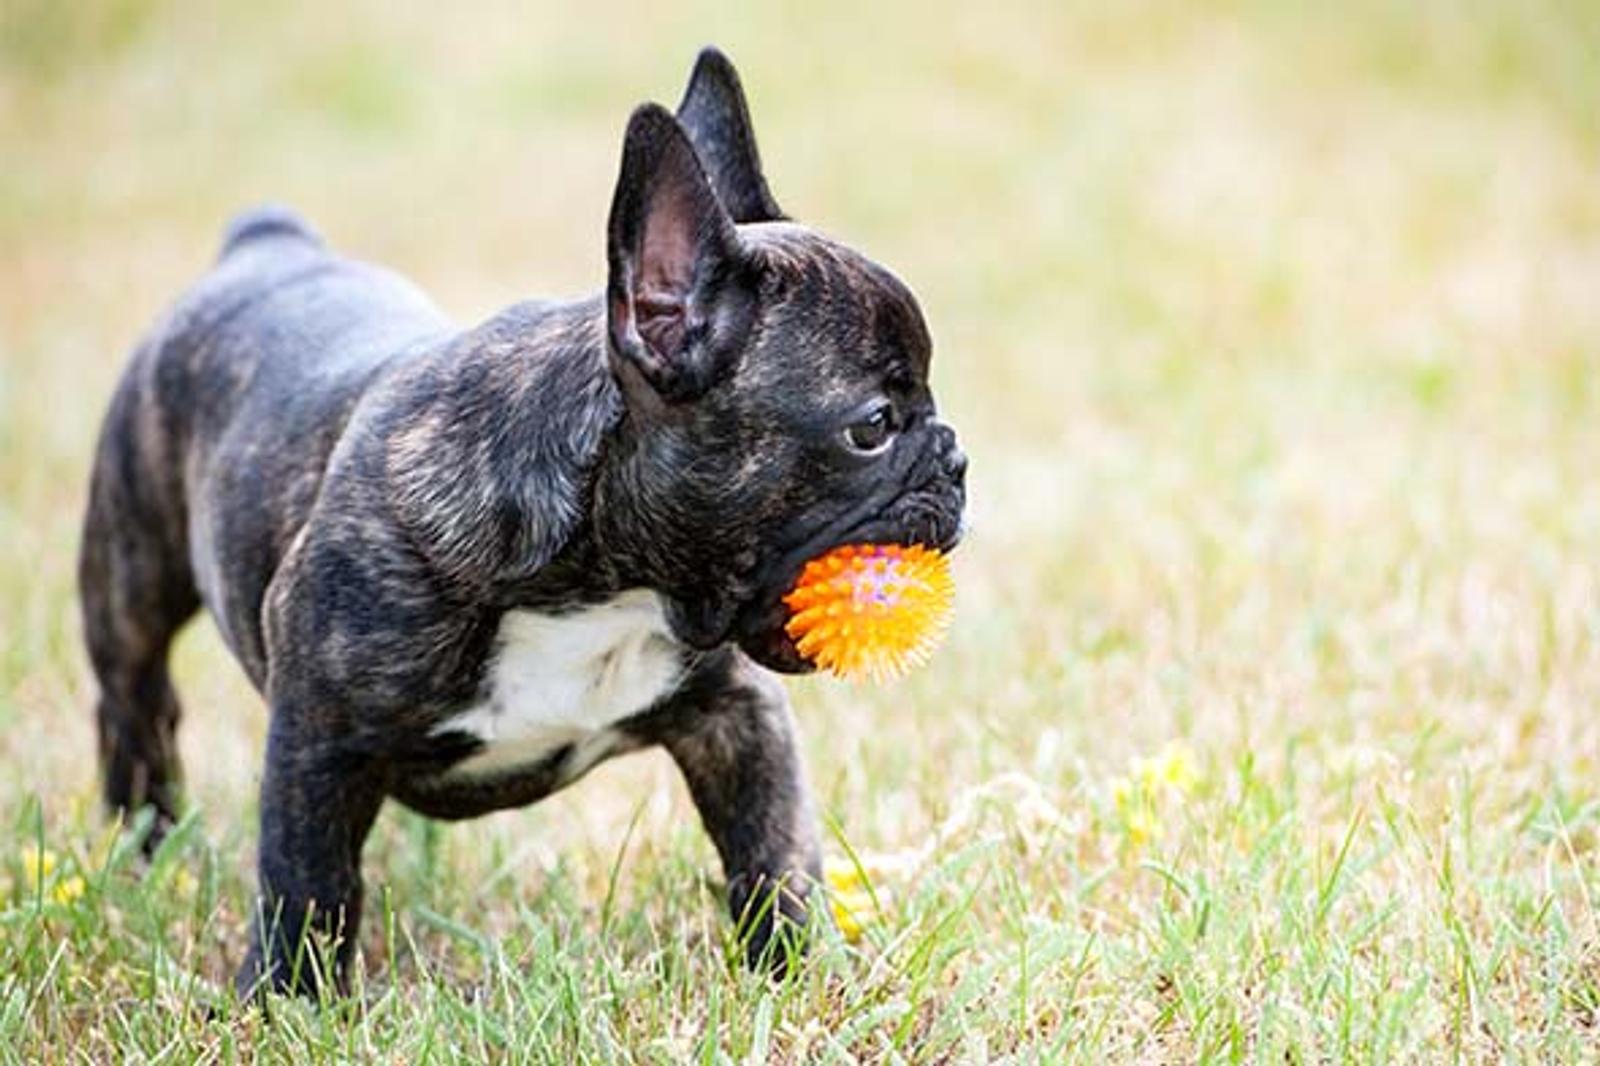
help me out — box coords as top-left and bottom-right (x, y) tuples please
(3, 0), (1600, 1059)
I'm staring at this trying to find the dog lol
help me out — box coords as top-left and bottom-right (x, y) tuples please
(78, 47), (966, 996)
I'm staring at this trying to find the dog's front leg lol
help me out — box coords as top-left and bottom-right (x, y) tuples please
(652, 653), (823, 970)
(237, 710), (386, 998)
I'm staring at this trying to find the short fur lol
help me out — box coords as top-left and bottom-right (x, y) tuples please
(78, 47), (966, 996)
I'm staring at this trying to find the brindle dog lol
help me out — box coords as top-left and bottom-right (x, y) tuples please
(79, 47), (966, 996)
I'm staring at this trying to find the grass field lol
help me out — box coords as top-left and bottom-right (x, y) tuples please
(4, 0), (1600, 1060)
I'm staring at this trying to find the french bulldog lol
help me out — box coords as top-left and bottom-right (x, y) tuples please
(78, 47), (966, 996)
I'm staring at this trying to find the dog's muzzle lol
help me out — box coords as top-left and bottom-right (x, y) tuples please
(735, 420), (968, 673)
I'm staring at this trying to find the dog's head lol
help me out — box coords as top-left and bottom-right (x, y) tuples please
(598, 48), (966, 673)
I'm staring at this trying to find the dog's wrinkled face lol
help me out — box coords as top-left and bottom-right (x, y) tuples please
(715, 224), (966, 671)
(598, 50), (966, 672)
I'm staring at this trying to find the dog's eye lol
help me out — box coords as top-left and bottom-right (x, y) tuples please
(842, 405), (896, 455)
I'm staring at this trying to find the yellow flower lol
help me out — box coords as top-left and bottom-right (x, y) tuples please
(1111, 775), (1163, 847)
(830, 889), (878, 942)
(824, 856), (889, 942)
(1110, 775), (1136, 815)
(21, 846), (57, 888)
(52, 875), (86, 905)
(1123, 806), (1162, 848)
(1111, 744), (1195, 849)
(1152, 741), (1198, 795)
(1133, 758), (1159, 795)
(1131, 744), (1192, 795)
(824, 856), (865, 893)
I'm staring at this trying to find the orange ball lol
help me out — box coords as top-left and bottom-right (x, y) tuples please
(783, 543), (954, 681)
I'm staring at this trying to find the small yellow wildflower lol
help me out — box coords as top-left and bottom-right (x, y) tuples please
(1132, 741), (1197, 798)
(1123, 806), (1162, 848)
(824, 856), (865, 892)
(824, 856), (887, 943)
(52, 875), (86, 905)
(1110, 775), (1136, 814)
(1154, 741), (1198, 795)
(21, 846), (58, 888)
(1110, 774), (1162, 846)
(1110, 742), (1199, 849)
(830, 888), (878, 941)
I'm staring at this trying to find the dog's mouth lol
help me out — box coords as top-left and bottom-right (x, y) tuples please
(731, 481), (966, 674)
(658, 421), (968, 674)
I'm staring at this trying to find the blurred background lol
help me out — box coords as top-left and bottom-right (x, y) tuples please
(2, 0), (1599, 1053)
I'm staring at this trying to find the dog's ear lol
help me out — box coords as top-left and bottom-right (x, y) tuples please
(675, 46), (785, 224)
(606, 104), (752, 403)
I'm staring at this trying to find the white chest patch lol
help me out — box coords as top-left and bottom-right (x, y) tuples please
(437, 590), (685, 781)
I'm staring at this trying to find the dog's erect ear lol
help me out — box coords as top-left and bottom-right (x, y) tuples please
(607, 104), (752, 404)
(675, 46), (785, 224)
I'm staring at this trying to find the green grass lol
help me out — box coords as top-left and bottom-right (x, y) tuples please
(3, 0), (1600, 1060)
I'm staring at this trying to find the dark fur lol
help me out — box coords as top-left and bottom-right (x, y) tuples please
(78, 48), (965, 996)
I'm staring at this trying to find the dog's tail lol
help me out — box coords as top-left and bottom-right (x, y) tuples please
(218, 203), (323, 260)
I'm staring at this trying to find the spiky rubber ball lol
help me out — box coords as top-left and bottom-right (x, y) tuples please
(782, 543), (954, 681)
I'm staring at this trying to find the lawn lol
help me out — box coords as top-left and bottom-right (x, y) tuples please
(3, 0), (1599, 1060)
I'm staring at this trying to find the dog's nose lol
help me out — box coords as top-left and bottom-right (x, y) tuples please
(944, 441), (968, 481)
(932, 421), (967, 481)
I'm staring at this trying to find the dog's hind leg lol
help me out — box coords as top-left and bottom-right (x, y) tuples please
(78, 376), (199, 849)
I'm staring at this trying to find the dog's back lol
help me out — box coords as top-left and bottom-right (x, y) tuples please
(79, 206), (448, 833)
(151, 207), (447, 488)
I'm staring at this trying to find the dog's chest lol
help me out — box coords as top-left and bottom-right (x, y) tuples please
(437, 590), (685, 780)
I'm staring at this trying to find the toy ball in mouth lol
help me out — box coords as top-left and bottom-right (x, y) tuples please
(782, 543), (954, 681)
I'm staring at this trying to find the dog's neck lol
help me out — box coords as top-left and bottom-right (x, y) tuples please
(440, 293), (736, 646)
